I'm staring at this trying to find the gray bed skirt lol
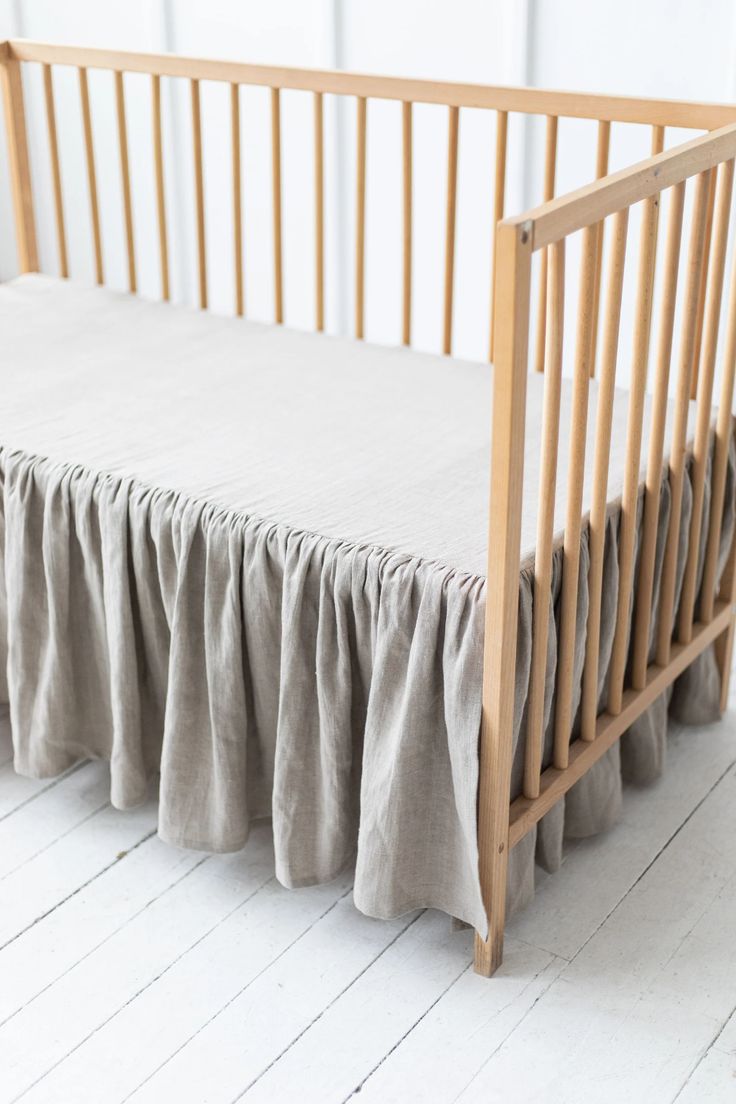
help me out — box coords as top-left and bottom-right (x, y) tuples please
(1, 438), (733, 935)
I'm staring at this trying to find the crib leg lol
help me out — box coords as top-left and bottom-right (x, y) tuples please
(473, 860), (509, 976)
(716, 613), (736, 713)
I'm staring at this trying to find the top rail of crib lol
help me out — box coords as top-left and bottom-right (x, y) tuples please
(5, 39), (736, 131)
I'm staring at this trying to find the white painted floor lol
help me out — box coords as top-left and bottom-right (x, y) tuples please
(0, 674), (735, 1104)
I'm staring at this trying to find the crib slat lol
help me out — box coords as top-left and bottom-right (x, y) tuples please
(489, 109), (508, 361)
(402, 100), (412, 345)
(588, 119), (611, 377)
(231, 83), (244, 317)
(700, 243), (736, 621)
(656, 170), (711, 666)
(534, 115), (558, 374)
(525, 238), (565, 797)
(691, 166), (718, 400)
(630, 182), (686, 690)
(78, 67), (103, 285)
(443, 104), (459, 355)
(271, 87), (283, 324)
(191, 79), (207, 310)
(151, 75), (169, 301)
(114, 71), (136, 293)
(607, 186), (661, 715)
(42, 64), (68, 278)
(553, 224), (597, 770)
(716, 536), (736, 711)
(314, 91), (325, 332)
(580, 206), (629, 742)
(355, 95), (367, 339)
(678, 157), (735, 642)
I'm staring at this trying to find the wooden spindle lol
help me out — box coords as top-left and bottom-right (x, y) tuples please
(230, 84), (244, 316)
(355, 95), (367, 339)
(151, 75), (169, 301)
(678, 158), (735, 642)
(716, 535), (736, 712)
(114, 70), (136, 293)
(271, 87), (283, 324)
(190, 79), (207, 309)
(691, 166), (718, 399)
(314, 91), (324, 332)
(42, 64), (67, 278)
(534, 115), (558, 374)
(402, 100), (412, 346)
(607, 186), (661, 715)
(700, 242), (736, 622)
(630, 182), (686, 689)
(553, 224), (597, 770)
(656, 170), (711, 666)
(588, 119), (611, 376)
(525, 238), (565, 797)
(78, 67), (103, 285)
(580, 206), (629, 741)
(489, 109), (508, 361)
(443, 104), (459, 355)
(1, 54), (38, 273)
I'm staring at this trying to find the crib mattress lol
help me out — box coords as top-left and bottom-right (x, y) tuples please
(0, 275), (692, 578)
(1, 274), (728, 937)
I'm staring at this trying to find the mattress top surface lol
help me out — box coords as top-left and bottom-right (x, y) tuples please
(0, 275), (693, 578)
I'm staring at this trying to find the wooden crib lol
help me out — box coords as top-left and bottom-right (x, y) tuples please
(2, 39), (736, 978)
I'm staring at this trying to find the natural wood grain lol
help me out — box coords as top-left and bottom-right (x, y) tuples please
(0, 53), (37, 272)
(691, 167), (717, 400)
(42, 63), (67, 277)
(115, 70), (136, 293)
(631, 181), (685, 690)
(588, 119), (611, 376)
(489, 108), (508, 361)
(656, 170), (711, 665)
(191, 79), (207, 309)
(553, 224), (597, 768)
(607, 186), (661, 714)
(443, 104), (459, 355)
(580, 207), (629, 740)
(534, 115), (558, 373)
(678, 158), (735, 642)
(525, 239), (565, 798)
(474, 220), (532, 978)
(11, 41), (736, 130)
(151, 74), (169, 301)
(231, 83), (244, 316)
(78, 67), (103, 284)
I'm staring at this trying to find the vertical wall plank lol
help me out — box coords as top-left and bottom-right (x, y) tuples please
(115, 70), (136, 293)
(314, 91), (324, 331)
(443, 104), (459, 355)
(78, 67), (103, 285)
(580, 206), (629, 741)
(151, 74), (169, 301)
(271, 86), (283, 323)
(402, 100), (412, 346)
(42, 63), (67, 278)
(355, 95), (367, 338)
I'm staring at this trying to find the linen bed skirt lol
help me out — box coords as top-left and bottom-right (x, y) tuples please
(0, 440), (733, 935)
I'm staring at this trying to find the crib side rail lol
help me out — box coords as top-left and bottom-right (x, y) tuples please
(4, 38), (736, 361)
(476, 121), (736, 976)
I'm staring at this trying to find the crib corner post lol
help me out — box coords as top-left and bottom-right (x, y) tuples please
(0, 42), (38, 274)
(716, 528), (736, 714)
(474, 219), (533, 978)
